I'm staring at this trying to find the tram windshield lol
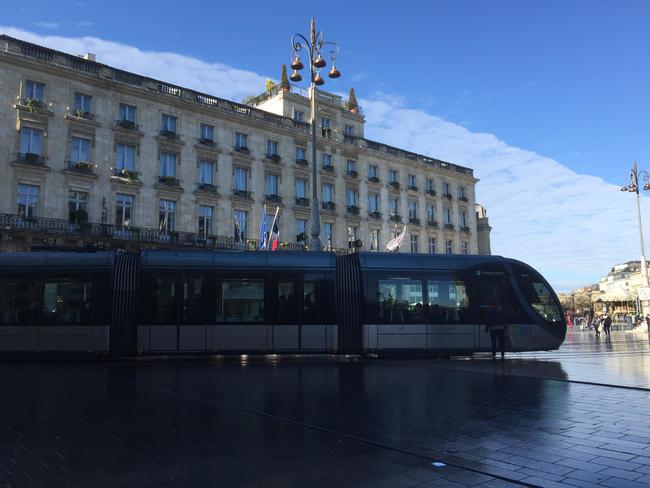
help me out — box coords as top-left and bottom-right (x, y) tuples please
(512, 265), (563, 323)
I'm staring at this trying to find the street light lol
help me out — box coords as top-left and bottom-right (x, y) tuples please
(621, 161), (650, 313)
(290, 19), (341, 251)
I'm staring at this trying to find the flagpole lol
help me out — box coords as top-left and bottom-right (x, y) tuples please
(268, 206), (280, 252)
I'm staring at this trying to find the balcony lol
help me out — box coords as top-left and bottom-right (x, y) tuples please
(346, 205), (360, 216)
(426, 189), (436, 197)
(321, 127), (332, 139)
(70, 109), (94, 121)
(343, 134), (356, 144)
(112, 168), (140, 182)
(159, 129), (179, 140)
(369, 211), (382, 220)
(198, 137), (216, 146)
(293, 120), (310, 131)
(460, 226), (471, 233)
(265, 194), (282, 203)
(296, 158), (309, 166)
(443, 193), (453, 201)
(266, 154), (281, 164)
(66, 160), (95, 174)
(408, 185), (418, 192)
(389, 181), (400, 191)
(445, 223), (455, 231)
(232, 188), (252, 200)
(389, 214), (402, 223)
(368, 176), (380, 184)
(295, 197), (309, 207)
(296, 232), (308, 243)
(15, 152), (46, 166)
(346, 170), (358, 178)
(409, 217), (421, 226)
(427, 220), (439, 228)
(116, 119), (138, 130)
(17, 98), (49, 114)
(234, 146), (250, 154)
(158, 175), (180, 186)
(321, 165), (335, 173)
(196, 183), (219, 195)
(322, 201), (336, 211)
(459, 196), (469, 202)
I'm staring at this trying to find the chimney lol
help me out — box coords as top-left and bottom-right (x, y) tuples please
(82, 53), (96, 62)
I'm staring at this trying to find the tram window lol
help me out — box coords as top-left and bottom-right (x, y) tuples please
(0, 278), (41, 325)
(303, 273), (327, 324)
(378, 278), (424, 324)
(427, 279), (468, 324)
(42, 278), (93, 325)
(512, 266), (563, 323)
(151, 275), (177, 324)
(216, 279), (264, 323)
(277, 281), (298, 324)
(182, 277), (207, 324)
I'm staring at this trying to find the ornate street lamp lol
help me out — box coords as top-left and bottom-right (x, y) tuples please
(290, 19), (341, 251)
(621, 161), (650, 313)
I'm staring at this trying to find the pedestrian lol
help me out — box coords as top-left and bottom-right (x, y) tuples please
(484, 303), (507, 360)
(603, 314), (612, 339)
(594, 317), (601, 339)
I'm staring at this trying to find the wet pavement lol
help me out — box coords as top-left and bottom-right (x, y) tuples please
(2, 331), (650, 488)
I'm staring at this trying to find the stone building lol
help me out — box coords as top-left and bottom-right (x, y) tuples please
(0, 35), (479, 254)
(475, 204), (491, 255)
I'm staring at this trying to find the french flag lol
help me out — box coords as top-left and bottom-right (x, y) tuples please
(269, 207), (280, 251)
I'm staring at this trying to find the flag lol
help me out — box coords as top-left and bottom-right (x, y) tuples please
(269, 207), (280, 251)
(386, 226), (406, 252)
(234, 216), (242, 243)
(259, 205), (267, 250)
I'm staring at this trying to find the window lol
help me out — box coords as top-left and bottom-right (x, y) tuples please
(459, 186), (466, 199)
(408, 200), (418, 219)
(408, 174), (416, 187)
(235, 132), (248, 149)
(17, 184), (38, 218)
(344, 125), (353, 135)
(296, 146), (306, 161)
(0, 279), (41, 325)
(294, 110), (304, 122)
(74, 93), (92, 114)
(322, 183), (333, 203)
(389, 169), (398, 183)
(42, 279), (93, 325)
(368, 194), (379, 213)
(295, 178), (307, 198)
(323, 222), (334, 250)
(116, 144), (135, 171)
(234, 210), (248, 238)
(199, 160), (215, 185)
(24, 80), (44, 102)
(512, 265), (563, 323)
(266, 140), (279, 156)
(427, 178), (434, 192)
(428, 237), (436, 254)
(68, 191), (88, 223)
(265, 173), (279, 196)
(159, 152), (176, 177)
(322, 153), (332, 169)
(369, 164), (377, 178)
(296, 219), (307, 240)
(347, 225), (358, 241)
(198, 205), (213, 238)
(276, 281), (298, 323)
(461, 241), (468, 255)
(183, 276), (207, 324)
(149, 275), (176, 324)
(460, 210), (467, 227)
(119, 103), (136, 122)
(70, 137), (91, 162)
(444, 182), (451, 196)
(216, 279), (264, 323)
(115, 193), (133, 227)
(20, 127), (42, 156)
(159, 199), (176, 233)
(427, 203), (436, 223)
(346, 160), (356, 173)
(321, 117), (330, 129)
(370, 229), (380, 252)
(378, 278), (424, 323)
(200, 124), (214, 141)
(427, 278), (469, 324)
(444, 207), (452, 225)
(303, 273), (327, 324)
(410, 234), (419, 253)
(346, 189), (358, 206)
(161, 114), (177, 133)
(390, 197), (399, 215)
(234, 167), (248, 191)
(445, 240), (453, 254)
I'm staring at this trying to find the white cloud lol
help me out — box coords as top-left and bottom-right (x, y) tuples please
(1, 27), (642, 291)
(33, 22), (59, 29)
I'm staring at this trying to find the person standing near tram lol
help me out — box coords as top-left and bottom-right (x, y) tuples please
(484, 303), (507, 360)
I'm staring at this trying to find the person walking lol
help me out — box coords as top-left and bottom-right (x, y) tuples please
(603, 313), (612, 340)
(485, 303), (507, 360)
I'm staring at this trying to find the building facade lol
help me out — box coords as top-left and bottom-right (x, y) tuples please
(0, 35), (479, 254)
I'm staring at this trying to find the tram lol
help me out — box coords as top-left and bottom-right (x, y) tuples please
(0, 250), (566, 356)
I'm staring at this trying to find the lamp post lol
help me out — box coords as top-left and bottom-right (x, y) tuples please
(621, 161), (650, 314)
(289, 19), (341, 251)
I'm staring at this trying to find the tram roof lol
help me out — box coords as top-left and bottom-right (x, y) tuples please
(356, 252), (509, 271)
(0, 251), (116, 269)
(140, 250), (336, 269)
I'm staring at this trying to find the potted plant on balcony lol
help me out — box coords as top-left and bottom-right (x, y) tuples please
(74, 109), (91, 119)
(74, 161), (94, 173)
(296, 232), (307, 242)
(295, 197), (309, 206)
(25, 98), (43, 112)
(296, 158), (308, 166)
(347, 205), (359, 215)
(323, 201), (336, 211)
(24, 153), (41, 164)
(160, 175), (177, 185)
(267, 154), (281, 164)
(369, 211), (382, 219)
(368, 176), (380, 184)
(117, 119), (136, 129)
(389, 181), (400, 190)
(235, 146), (250, 154)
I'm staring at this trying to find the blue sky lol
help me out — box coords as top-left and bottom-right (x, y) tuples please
(2, 0), (650, 291)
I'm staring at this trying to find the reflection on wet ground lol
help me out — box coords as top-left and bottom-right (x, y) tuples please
(1, 331), (650, 487)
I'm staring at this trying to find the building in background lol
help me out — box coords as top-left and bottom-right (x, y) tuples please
(475, 204), (491, 255)
(0, 35), (479, 254)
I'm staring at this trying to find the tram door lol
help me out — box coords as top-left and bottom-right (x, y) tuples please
(474, 270), (508, 350)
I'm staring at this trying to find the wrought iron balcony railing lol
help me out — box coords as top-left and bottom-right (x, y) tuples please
(116, 119), (138, 130)
(158, 175), (180, 186)
(409, 217), (421, 225)
(369, 211), (382, 220)
(322, 201), (336, 211)
(368, 176), (380, 184)
(346, 205), (360, 215)
(296, 158), (309, 166)
(389, 214), (402, 223)
(15, 152), (46, 165)
(295, 197), (309, 207)
(66, 160), (95, 174)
